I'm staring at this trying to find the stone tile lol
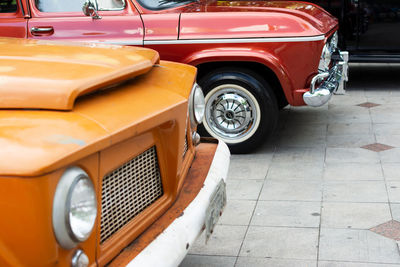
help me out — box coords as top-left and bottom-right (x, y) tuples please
(374, 123), (400, 136)
(365, 90), (398, 97)
(387, 181), (400, 203)
(252, 142), (277, 155)
(391, 204), (400, 221)
(328, 113), (371, 123)
(376, 135), (400, 147)
(370, 220), (400, 241)
(319, 228), (400, 263)
(361, 143), (395, 152)
(179, 255), (236, 267)
(280, 123), (327, 136)
(236, 257), (317, 267)
(329, 95), (367, 106)
(371, 103), (400, 112)
(321, 202), (391, 229)
(323, 163), (383, 181)
(230, 153), (274, 162)
(189, 225), (247, 256)
(380, 148), (400, 163)
(226, 179), (263, 200)
(218, 200), (256, 226)
(267, 162), (324, 181)
(240, 226), (318, 259)
(319, 261), (400, 267)
(382, 163), (400, 180)
(285, 110), (329, 124)
(326, 148), (380, 163)
(368, 96), (400, 105)
(277, 134), (326, 148)
(371, 109), (400, 123)
(260, 181), (322, 202)
(323, 181), (388, 203)
(327, 134), (376, 148)
(228, 155), (271, 180)
(251, 201), (321, 227)
(272, 147), (325, 164)
(328, 105), (370, 116)
(327, 123), (372, 136)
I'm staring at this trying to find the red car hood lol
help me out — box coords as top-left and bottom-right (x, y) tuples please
(180, 0), (337, 39)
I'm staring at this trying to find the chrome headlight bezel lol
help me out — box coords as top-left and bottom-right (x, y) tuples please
(52, 167), (97, 249)
(189, 83), (205, 128)
(318, 43), (332, 72)
(329, 31), (339, 52)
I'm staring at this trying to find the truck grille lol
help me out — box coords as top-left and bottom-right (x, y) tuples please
(100, 146), (163, 244)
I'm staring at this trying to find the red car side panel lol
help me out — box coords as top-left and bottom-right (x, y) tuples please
(26, 1), (144, 44)
(145, 40), (323, 106)
(141, 14), (179, 41)
(0, 0), (337, 107)
(0, 5), (27, 38)
(179, 12), (322, 39)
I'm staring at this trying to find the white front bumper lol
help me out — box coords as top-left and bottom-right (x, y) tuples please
(126, 141), (230, 267)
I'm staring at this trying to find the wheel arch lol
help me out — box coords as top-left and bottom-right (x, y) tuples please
(182, 51), (294, 106)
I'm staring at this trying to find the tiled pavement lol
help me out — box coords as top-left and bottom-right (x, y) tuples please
(180, 63), (400, 267)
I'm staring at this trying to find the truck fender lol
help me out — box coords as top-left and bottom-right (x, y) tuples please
(0, 239), (24, 267)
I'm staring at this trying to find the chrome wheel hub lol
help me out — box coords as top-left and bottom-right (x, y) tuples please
(204, 85), (259, 141)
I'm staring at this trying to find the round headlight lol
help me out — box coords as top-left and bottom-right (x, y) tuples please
(189, 83), (205, 127)
(53, 167), (97, 249)
(68, 177), (97, 241)
(318, 44), (331, 72)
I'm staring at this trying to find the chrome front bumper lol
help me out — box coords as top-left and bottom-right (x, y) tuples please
(303, 51), (349, 107)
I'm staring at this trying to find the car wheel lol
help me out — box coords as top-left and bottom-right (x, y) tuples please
(198, 68), (278, 153)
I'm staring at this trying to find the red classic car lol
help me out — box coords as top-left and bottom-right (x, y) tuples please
(0, 0), (348, 153)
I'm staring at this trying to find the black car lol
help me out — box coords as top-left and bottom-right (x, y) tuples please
(303, 0), (400, 62)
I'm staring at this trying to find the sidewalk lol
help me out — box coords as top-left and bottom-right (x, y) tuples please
(180, 63), (400, 267)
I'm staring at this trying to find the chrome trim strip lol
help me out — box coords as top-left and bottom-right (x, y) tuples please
(100, 35), (324, 46)
(143, 35), (325, 45)
(99, 40), (143, 46)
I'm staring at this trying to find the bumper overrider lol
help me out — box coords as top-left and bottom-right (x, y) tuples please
(111, 139), (230, 267)
(303, 51), (349, 107)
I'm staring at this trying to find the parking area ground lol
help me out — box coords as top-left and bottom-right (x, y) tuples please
(180, 63), (400, 267)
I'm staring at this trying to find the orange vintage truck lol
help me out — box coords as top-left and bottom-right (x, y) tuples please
(0, 38), (230, 266)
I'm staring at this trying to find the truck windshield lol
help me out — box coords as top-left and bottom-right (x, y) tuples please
(137, 0), (195, 10)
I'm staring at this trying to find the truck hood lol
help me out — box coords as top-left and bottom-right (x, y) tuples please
(0, 38), (159, 110)
(0, 39), (196, 177)
(0, 59), (196, 177)
(180, 0), (337, 39)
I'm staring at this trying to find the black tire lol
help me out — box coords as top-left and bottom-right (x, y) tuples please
(198, 67), (278, 154)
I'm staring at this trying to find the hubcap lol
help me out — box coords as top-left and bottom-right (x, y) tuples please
(204, 84), (259, 142)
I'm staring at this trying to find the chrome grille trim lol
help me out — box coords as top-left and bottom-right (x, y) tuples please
(100, 146), (163, 244)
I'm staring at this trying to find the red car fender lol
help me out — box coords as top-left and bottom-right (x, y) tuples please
(181, 49), (294, 104)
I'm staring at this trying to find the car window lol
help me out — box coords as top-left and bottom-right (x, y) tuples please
(35, 0), (86, 12)
(97, 0), (125, 10)
(35, 0), (125, 12)
(137, 0), (194, 11)
(0, 0), (17, 13)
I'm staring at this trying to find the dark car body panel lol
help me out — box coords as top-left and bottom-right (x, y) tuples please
(302, 0), (400, 62)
